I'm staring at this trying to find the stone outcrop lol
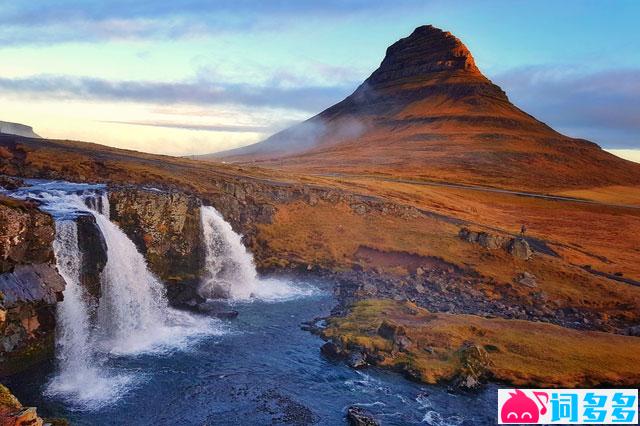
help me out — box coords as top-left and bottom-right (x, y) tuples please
(0, 383), (67, 426)
(75, 214), (107, 301)
(459, 227), (533, 260)
(450, 344), (492, 391)
(0, 197), (54, 273)
(0, 198), (64, 375)
(507, 238), (533, 260)
(0, 121), (40, 139)
(108, 188), (205, 304)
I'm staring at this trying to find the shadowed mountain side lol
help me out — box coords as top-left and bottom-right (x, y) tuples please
(206, 25), (640, 192)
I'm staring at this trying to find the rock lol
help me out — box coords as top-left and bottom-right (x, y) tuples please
(626, 325), (640, 337)
(76, 214), (107, 300)
(347, 351), (367, 369)
(377, 320), (406, 340)
(516, 272), (537, 288)
(0, 197), (55, 273)
(346, 406), (379, 426)
(108, 188), (205, 288)
(477, 232), (508, 250)
(0, 383), (46, 426)
(394, 335), (413, 352)
(458, 227), (478, 243)
(450, 343), (492, 391)
(378, 320), (413, 351)
(507, 238), (533, 260)
(459, 227), (507, 249)
(0, 176), (23, 191)
(320, 341), (345, 360)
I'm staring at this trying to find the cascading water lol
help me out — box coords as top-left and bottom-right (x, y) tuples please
(93, 212), (178, 355)
(47, 218), (131, 407)
(199, 206), (318, 301)
(199, 206), (259, 299)
(6, 181), (221, 408)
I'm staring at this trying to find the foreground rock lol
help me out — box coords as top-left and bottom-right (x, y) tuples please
(346, 406), (379, 426)
(0, 383), (67, 426)
(0, 197), (65, 375)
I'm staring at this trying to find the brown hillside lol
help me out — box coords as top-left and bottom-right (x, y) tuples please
(213, 25), (640, 192)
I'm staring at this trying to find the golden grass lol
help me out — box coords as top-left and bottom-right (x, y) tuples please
(324, 299), (640, 387)
(554, 185), (640, 206)
(258, 200), (640, 322)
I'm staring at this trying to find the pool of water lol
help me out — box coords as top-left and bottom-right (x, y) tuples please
(6, 278), (497, 425)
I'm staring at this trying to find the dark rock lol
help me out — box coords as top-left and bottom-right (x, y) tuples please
(626, 325), (640, 337)
(320, 341), (344, 360)
(377, 320), (406, 340)
(76, 214), (107, 300)
(346, 406), (379, 426)
(0, 198), (55, 273)
(0, 176), (23, 191)
(347, 351), (367, 369)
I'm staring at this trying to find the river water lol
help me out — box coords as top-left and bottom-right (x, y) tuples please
(7, 279), (497, 425)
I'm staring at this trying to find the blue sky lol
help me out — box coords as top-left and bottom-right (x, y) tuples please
(0, 0), (638, 159)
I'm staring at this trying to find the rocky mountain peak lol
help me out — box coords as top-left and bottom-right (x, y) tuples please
(365, 25), (480, 88)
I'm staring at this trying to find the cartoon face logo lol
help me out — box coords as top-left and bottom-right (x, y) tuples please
(501, 389), (548, 424)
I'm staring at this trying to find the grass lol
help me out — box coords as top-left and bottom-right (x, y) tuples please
(323, 299), (640, 387)
(257, 200), (640, 324)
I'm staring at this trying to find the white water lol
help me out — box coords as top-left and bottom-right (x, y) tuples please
(199, 206), (318, 302)
(199, 206), (259, 299)
(7, 182), (223, 409)
(47, 220), (132, 407)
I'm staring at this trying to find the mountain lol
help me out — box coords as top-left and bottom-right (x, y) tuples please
(0, 121), (40, 139)
(208, 25), (640, 191)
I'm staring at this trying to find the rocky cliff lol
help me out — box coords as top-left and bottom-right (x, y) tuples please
(0, 194), (65, 375)
(108, 188), (206, 304)
(0, 122), (40, 139)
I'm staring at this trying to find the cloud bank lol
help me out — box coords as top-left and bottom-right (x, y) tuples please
(494, 66), (640, 148)
(0, 74), (353, 113)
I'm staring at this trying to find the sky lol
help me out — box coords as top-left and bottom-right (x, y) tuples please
(0, 0), (638, 161)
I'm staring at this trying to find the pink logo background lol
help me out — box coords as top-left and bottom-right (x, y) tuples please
(500, 389), (548, 424)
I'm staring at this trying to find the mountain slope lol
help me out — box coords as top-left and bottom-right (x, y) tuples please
(210, 25), (640, 191)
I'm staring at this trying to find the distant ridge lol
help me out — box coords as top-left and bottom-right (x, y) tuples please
(203, 25), (640, 191)
(0, 121), (40, 138)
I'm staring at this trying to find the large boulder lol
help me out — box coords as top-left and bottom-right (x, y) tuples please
(76, 214), (107, 301)
(507, 238), (533, 260)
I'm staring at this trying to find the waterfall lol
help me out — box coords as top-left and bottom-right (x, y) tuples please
(199, 206), (318, 301)
(199, 206), (258, 299)
(50, 220), (95, 382)
(93, 213), (170, 354)
(7, 181), (221, 408)
(47, 218), (132, 407)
